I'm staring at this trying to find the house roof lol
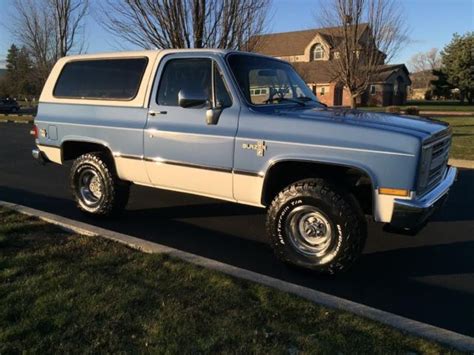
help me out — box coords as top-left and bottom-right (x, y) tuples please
(372, 64), (411, 84)
(251, 24), (369, 57)
(409, 70), (436, 89)
(293, 61), (337, 83)
(292, 62), (411, 85)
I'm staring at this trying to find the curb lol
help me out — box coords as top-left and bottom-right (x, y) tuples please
(1, 201), (474, 352)
(449, 159), (474, 169)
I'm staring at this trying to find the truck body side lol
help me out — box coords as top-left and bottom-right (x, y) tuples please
(33, 49), (454, 227)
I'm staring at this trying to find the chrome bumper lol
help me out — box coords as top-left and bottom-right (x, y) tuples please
(390, 166), (457, 229)
(32, 148), (49, 165)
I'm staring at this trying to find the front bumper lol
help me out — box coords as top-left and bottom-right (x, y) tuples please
(32, 148), (50, 165)
(390, 166), (457, 229)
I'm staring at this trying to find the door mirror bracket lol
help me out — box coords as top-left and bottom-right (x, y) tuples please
(206, 108), (222, 125)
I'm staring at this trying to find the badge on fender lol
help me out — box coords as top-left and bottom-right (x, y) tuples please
(242, 140), (267, 156)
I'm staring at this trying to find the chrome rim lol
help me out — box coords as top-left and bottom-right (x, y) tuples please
(77, 168), (103, 206)
(285, 205), (334, 257)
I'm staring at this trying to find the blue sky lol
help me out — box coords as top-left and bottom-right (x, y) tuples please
(0, 0), (473, 68)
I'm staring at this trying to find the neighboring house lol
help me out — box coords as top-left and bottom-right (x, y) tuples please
(408, 70), (437, 100)
(251, 25), (411, 107)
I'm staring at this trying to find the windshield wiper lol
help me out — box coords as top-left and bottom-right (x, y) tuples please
(298, 97), (328, 107)
(264, 97), (306, 106)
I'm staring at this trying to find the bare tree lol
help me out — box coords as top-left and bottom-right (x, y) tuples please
(97, 0), (271, 51)
(317, 0), (408, 108)
(9, 0), (88, 84)
(408, 48), (441, 73)
(49, 0), (89, 58)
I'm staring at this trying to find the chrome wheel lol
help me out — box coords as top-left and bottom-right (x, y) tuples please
(285, 205), (334, 257)
(77, 168), (103, 206)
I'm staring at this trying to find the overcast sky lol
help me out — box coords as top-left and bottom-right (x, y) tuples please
(0, 0), (473, 68)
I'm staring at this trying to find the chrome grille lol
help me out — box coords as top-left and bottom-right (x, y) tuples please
(417, 134), (451, 196)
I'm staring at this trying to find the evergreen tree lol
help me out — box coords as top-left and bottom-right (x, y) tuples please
(4, 44), (38, 99)
(431, 69), (454, 99)
(441, 32), (474, 103)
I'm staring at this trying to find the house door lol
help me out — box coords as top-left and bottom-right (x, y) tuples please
(334, 84), (343, 106)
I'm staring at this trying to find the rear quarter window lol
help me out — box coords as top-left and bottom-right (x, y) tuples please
(53, 58), (148, 100)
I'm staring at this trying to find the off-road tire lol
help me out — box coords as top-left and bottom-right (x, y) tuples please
(266, 178), (367, 274)
(70, 152), (130, 216)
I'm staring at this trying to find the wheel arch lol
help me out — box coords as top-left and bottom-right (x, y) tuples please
(261, 159), (377, 214)
(61, 138), (114, 164)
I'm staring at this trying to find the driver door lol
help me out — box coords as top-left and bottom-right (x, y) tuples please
(144, 54), (239, 201)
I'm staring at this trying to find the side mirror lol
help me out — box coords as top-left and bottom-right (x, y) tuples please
(178, 89), (208, 108)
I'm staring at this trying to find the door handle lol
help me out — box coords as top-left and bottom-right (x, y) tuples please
(148, 110), (167, 116)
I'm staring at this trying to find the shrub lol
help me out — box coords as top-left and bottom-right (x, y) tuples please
(405, 106), (420, 116)
(386, 106), (401, 113)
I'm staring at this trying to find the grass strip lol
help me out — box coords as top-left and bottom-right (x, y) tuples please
(438, 117), (474, 160)
(0, 207), (455, 353)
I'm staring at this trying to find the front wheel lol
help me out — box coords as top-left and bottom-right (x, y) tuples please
(266, 178), (367, 275)
(70, 152), (129, 216)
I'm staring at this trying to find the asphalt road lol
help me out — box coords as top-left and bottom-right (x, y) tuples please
(1, 123), (474, 337)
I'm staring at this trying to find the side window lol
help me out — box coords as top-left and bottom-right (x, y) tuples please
(157, 58), (211, 106)
(53, 58), (148, 100)
(156, 58), (232, 107)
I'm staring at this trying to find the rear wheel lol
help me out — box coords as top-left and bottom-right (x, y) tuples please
(266, 178), (367, 274)
(70, 152), (129, 216)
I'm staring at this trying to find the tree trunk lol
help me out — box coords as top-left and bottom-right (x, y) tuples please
(350, 96), (357, 109)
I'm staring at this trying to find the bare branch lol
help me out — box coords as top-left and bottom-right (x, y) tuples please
(408, 48), (441, 73)
(8, 0), (88, 85)
(96, 0), (271, 50)
(316, 0), (409, 108)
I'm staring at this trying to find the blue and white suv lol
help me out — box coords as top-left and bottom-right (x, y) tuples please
(32, 49), (456, 274)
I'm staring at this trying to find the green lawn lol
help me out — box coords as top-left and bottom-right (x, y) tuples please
(362, 106), (474, 113)
(439, 117), (474, 160)
(0, 208), (453, 353)
(406, 100), (474, 112)
(361, 101), (474, 113)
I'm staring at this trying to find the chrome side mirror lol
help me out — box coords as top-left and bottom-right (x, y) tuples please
(178, 89), (208, 108)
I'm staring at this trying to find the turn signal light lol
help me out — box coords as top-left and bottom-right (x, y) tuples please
(379, 188), (410, 197)
(30, 125), (38, 138)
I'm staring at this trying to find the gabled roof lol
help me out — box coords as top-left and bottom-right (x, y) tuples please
(372, 64), (411, 84)
(251, 24), (369, 57)
(293, 61), (337, 83)
(292, 62), (411, 85)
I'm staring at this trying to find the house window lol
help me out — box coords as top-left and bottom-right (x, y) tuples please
(370, 85), (376, 95)
(312, 44), (324, 60)
(320, 87), (325, 95)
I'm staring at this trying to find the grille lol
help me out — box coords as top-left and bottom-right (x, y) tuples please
(417, 134), (451, 196)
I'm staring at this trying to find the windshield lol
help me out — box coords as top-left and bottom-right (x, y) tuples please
(227, 53), (319, 107)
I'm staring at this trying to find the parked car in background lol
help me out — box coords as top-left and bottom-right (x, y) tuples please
(31, 49), (456, 274)
(0, 98), (20, 113)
